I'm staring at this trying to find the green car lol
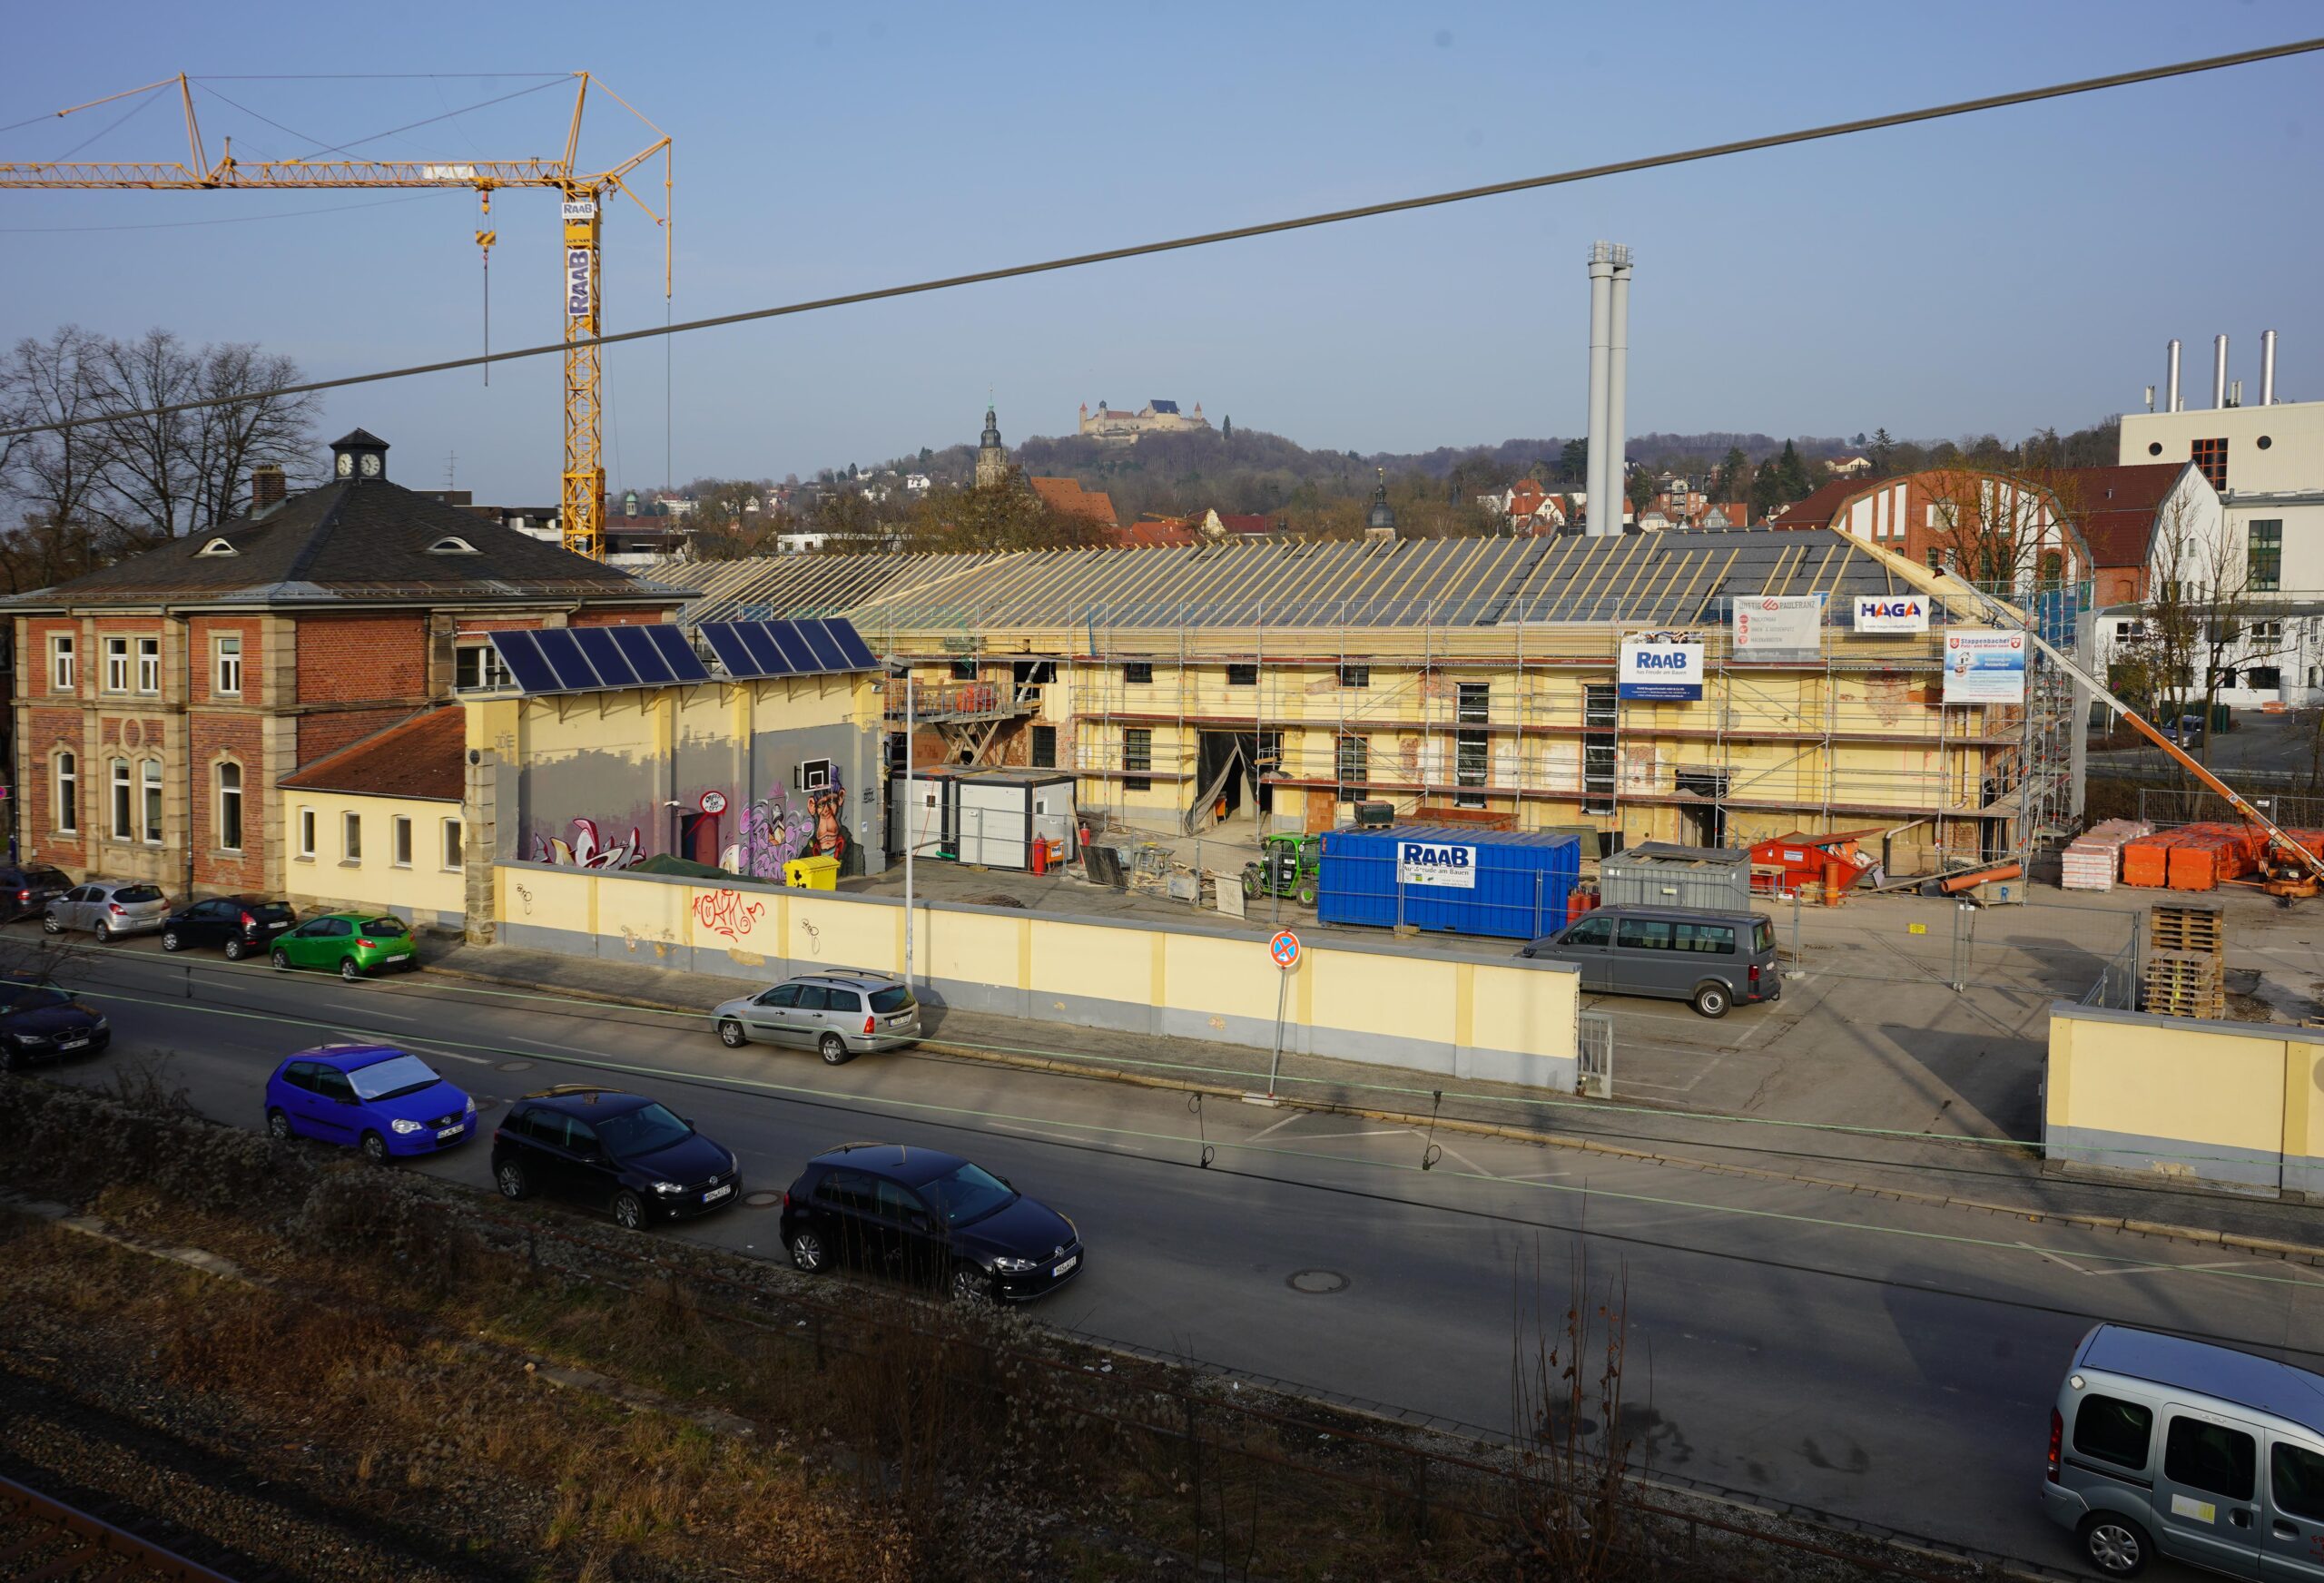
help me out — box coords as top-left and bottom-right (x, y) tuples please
(269, 912), (419, 979)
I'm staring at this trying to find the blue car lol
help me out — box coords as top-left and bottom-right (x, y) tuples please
(264, 1044), (477, 1165)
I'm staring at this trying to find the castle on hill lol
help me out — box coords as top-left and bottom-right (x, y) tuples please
(1077, 398), (1211, 444)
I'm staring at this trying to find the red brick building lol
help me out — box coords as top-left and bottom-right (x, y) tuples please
(8, 429), (685, 900)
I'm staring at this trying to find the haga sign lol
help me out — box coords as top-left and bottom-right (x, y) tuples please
(1618, 639), (1704, 701)
(1398, 840), (1477, 889)
(1853, 595), (1929, 634)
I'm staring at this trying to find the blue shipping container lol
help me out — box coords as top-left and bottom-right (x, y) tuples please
(1316, 826), (1581, 939)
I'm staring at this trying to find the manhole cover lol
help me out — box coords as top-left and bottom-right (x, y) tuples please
(743, 1191), (783, 1210)
(1285, 1269), (1348, 1295)
(495, 1060), (534, 1074)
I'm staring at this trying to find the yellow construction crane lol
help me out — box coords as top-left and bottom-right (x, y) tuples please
(0, 72), (671, 560)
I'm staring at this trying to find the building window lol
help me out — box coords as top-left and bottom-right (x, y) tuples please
(392, 815), (413, 868)
(1455, 730), (1489, 810)
(109, 760), (132, 840)
(1336, 733), (1368, 788)
(1123, 662), (1154, 685)
(49, 634), (74, 693)
(299, 808), (317, 860)
(1030, 725), (1057, 769)
(2191, 437), (2229, 492)
(1226, 663), (1257, 686)
(1338, 664), (1371, 689)
(136, 636), (161, 695)
(54, 752), (77, 834)
(217, 762), (243, 851)
(949, 660), (978, 681)
(454, 644), (509, 692)
(1122, 726), (1152, 792)
(342, 811), (362, 861)
(214, 634), (243, 696)
(2247, 666), (2282, 691)
(103, 637), (130, 693)
(1926, 546), (1946, 573)
(141, 760), (162, 844)
(2249, 520), (2282, 593)
(2251, 620), (2283, 646)
(1457, 682), (1492, 723)
(2038, 551), (2063, 587)
(442, 819), (463, 871)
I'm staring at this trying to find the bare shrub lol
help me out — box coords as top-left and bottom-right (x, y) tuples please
(1506, 1244), (1647, 1581)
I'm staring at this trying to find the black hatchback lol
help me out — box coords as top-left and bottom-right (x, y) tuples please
(161, 895), (297, 960)
(0, 866), (73, 924)
(490, 1086), (741, 1232)
(0, 976), (109, 1070)
(779, 1143), (1082, 1303)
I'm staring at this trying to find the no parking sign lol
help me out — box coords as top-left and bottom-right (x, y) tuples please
(1268, 929), (1301, 969)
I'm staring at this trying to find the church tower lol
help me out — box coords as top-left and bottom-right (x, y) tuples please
(974, 401), (1008, 489)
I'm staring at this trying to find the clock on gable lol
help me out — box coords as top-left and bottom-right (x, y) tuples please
(328, 428), (390, 484)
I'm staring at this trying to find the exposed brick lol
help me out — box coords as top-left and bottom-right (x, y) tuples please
(299, 708), (419, 767)
(295, 614), (428, 703)
(571, 609), (667, 626)
(190, 713), (266, 892)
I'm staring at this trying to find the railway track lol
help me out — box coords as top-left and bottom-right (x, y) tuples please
(0, 1473), (241, 1582)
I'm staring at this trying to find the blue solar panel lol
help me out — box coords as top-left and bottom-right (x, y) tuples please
(822, 619), (879, 671)
(700, 623), (760, 677)
(607, 623), (674, 684)
(763, 622), (819, 674)
(735, 622), (791, 676)
(645, 623), (712, 683)
(534, 629), (604, 692)
(792, 621), (847, 672)
(573, 626), (638, 688)
(490, 630), (560, 694)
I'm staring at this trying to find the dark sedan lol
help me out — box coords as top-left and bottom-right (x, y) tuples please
(0, 866), (73, 925)
(779, 1143), (1082, 1303)
(162, 895), (297, 960)
(0, 977), (109, 1071)
(490, 1086), (741, 1232)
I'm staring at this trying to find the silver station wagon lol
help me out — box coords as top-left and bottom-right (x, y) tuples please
(711, 970), (921, 1065)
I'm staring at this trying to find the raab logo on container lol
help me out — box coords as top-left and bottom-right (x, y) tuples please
(1398, 841), (1477, 889)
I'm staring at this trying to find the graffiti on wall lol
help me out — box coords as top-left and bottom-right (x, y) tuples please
(715, 773), (852, 879)
(692, 887), (765, 941)
(532, 817), (645, 870)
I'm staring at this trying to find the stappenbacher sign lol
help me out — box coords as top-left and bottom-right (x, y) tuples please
(1618, 638), (1703, 701)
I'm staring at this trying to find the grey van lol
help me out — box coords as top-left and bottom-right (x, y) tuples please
(711, 970), (921, 1065)
(1519, 904), (1777, 1018)
(2045, 1322), (2324, 1578)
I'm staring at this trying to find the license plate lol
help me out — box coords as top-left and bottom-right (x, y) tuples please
(703, 1184), (734, 1204)
(1051, 1254), (1078, 1278)
(437, 1124), (464, 1140)
(58, 1037), (88, 1050)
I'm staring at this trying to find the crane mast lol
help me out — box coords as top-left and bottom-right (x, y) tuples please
(0, 72), (671, 560)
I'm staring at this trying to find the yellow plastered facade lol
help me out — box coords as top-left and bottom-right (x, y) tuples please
(281, 788), (466, 925)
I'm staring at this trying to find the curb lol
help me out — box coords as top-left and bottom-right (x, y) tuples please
(419, 958), (2324, 1266)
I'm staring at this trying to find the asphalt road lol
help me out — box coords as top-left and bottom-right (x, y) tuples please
(18, 929), (2301, 1579)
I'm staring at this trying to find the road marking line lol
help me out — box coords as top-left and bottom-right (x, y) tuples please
(1246, 1111), (1306, 1143)
(1271, 1128), (1411, 1144)
(2017, 1242), (2093, 1275)
(1499, 1170), (1571, 1182)
(1435, 1144), (1494, 1178)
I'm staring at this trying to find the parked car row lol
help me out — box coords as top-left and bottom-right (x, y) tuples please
(11, 878), (419, 980)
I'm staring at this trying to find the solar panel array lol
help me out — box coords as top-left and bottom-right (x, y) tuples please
(695, 617), (880, 680)
(487, 623), (711, 696)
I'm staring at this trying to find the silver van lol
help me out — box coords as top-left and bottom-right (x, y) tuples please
(1518, 904), (1778, 1018)
(711, 970), (921, 1065)
(2044, 1322), (2324, 1578)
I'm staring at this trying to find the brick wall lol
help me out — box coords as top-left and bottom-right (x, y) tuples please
(23, 617), (82, 703)
(572, 608), (667, 626)
(190, 713), (266, 892)
(295, 614), (428, 703)
(456, 616), (543, 634)
(17, 704), (88, 871)
(298, 707), (419, 767)
(190, 615), (264, 708)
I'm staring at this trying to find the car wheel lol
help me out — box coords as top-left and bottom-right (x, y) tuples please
(161, 929), (182, 952)
(93, 922), (111, 944)
(2078, 1514), (2149, 1578)
(496, 1160), (530, 1200)
(717, 1018), (747, 1048)
(359, 1130), (389, 1165)
(612, 1191), (645, 1232)
(788, 1230), (827, 1273)
(950, 1263), (992, 1304)
(340, 957), (363, 981)
(818, 1032), (852, 1066)
(271, 949), (290, 970)
(223, 938), (246, 962)
(266, 1107), (291, 1142)
(40, 916), (59, 935)
(1691, 982), (1731, 1019)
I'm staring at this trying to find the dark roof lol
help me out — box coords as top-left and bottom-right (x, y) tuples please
(280, 707), (465, 801)
(2050, 463), (2187, 572)
(14, 473), (690, 608)
(1148, 399), (1180, 414)
(1769, 477), (1865, 529)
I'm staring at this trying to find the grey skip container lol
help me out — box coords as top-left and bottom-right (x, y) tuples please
(1598, 842), (1754, 913)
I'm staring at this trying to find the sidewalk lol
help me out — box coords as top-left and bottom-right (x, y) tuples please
(419, 934), (2324, 1264)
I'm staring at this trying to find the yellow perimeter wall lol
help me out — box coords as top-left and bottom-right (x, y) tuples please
(496, 861), (1581, 1090)
(2045, 1002), (2324, 1197)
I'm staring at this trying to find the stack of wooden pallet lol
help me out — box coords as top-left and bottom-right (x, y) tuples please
(2142, 900), (2225, 1019)
(2060, 819), (2152, 891)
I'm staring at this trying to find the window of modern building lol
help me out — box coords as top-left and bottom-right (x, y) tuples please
(1336, 733), (1368, 787)
(1122, 662), (1153, 684)
(392, 815), (413, 868)
(2191, 438), (2229, 493)
(141, 760), (163, 843)
(217, 762), (243, 851)
(103, 637), (130, 693)
(136, 636), (161, 695)
(1226, 663), (1258, 686)
(54, 752), (76, 834)
(214, 634), (243, 696)
(49, 634), (74, 693)
(109, 760), (132, 840)
(442, 819), (463, 871)
(2251, 619), (2284, 646)
(2249, 519), (2282, 592)
(343, 811), (362, 861)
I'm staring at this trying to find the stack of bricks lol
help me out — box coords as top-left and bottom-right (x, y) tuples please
(2060, 819), (2152, 891)
(2142, 900), (2226, 1019)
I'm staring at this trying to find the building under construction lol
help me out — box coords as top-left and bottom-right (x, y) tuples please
(675, 528), (2079, 873)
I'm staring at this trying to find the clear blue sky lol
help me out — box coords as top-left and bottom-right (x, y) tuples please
(6, 1), (2320, 501)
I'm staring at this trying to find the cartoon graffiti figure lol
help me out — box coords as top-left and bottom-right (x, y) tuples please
(807, 783), (850, 868)
(531, 817), (644, 870)
(720, 791), (816, 879)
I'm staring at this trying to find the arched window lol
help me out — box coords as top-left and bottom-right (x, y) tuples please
(109, 759), (132, 840)
(2039, 551), (2064, 587)
(217, 762), (243, 852)
(54, 751), (77, 835)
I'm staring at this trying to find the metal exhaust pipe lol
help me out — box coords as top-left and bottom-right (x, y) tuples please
(1608, 246), (1631, 533)
(2261, 329), (2278, 405)
(2213, 333), (2230, 409)
(1585, 242), (1615, 536)
(2167, 339), (2181, 412)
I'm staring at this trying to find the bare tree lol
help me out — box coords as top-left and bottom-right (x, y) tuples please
(1920, 462), (2084, 593)
(0, 326), (109, 580)
(2138, 487), (2291, 764)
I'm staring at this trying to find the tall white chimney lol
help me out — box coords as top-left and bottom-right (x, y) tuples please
(2261, 329), (2278, 405)
(2212, 334), (2230, 409)
(2167, 339), (2182, 412)
(1585, 242), (1615, 536)
(1607, 246), (1632, 533)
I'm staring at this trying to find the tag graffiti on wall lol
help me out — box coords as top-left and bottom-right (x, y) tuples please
(692, 888), (765, 941)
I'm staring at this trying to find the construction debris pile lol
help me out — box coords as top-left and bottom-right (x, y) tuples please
(2142, 901), (2226, 1020)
